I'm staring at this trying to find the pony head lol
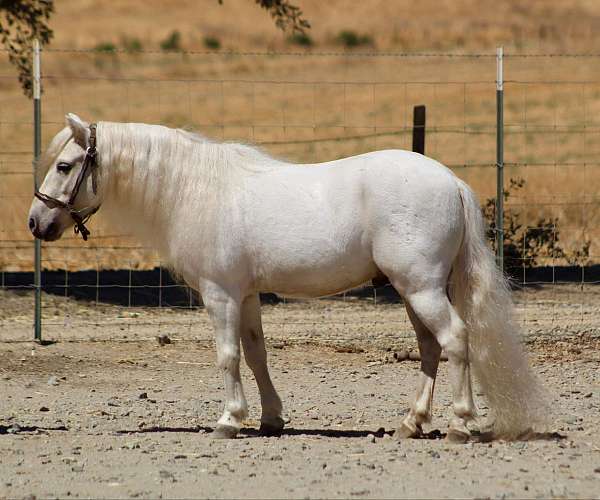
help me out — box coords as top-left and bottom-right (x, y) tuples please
(28, 113), (102, 241)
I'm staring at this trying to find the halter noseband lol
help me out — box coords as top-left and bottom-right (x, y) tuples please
(34, 123), (100, 241)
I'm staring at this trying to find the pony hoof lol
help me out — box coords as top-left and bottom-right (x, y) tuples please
(258, 417), (285, 437)
(259, 417), (285, 437)
(395, 422), (422, 440)
(446, 429), (470, 444)
(212, 424), (239, 439)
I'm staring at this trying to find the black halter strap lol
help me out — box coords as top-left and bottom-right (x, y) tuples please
(34, 123), (100, 241)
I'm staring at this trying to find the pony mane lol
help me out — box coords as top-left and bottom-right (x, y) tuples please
(177, 128), (288, 170)
(98, 122), (287, 179)
(94, 121), (291, 262)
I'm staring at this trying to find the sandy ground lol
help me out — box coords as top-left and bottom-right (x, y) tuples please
(0, 338), (599, 499)
(1, 286), (600, 498)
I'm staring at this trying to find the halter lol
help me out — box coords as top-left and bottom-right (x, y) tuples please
(34, 123), (100, 241)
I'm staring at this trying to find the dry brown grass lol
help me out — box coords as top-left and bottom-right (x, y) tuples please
(1, 1), (598, 271)
(48, 0), (600, 53)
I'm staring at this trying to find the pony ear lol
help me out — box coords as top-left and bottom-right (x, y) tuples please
(65, 113), (89, 149)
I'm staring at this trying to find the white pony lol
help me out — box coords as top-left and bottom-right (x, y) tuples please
(29, 114), (549, 441)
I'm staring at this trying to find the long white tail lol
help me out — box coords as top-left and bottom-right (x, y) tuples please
(450, 179), (550, 439)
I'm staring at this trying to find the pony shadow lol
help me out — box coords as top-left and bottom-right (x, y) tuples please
(116, 425), (445, 440)
(120, 426), (446, 440)
(240, 427), (445, 440)
(240, 427), (388, 439)
(116, 425), (213, 434)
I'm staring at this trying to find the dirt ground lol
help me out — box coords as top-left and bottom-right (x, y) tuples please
(1, 286), (600, 499)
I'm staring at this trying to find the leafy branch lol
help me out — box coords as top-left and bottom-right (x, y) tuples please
(218, 0), (310, 33)
(3, 1), (309, 97)
(0, 0), (54, 98)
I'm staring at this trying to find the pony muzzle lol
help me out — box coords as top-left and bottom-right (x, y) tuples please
(28, 214), (62, 241)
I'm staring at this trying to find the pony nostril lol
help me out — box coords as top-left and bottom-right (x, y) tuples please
(29, 217), (36, 231)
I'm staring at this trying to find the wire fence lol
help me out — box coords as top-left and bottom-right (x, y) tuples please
(0, 48), (598, 346)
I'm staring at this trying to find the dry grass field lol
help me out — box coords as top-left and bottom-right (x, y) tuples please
(1, 0), (599, 271)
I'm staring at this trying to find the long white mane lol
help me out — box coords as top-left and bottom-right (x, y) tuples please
(94, 122), (288, 264)
(99, 122), (286, 182)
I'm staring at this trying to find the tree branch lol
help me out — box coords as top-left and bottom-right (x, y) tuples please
(0, 0), (54, 98)
(218, 0), (310, 33)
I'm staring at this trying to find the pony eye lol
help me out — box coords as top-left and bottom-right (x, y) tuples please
(56, 162), (72, 173)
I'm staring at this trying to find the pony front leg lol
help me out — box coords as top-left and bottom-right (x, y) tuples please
(240, 294), (284, 436)
(200, 280), (248, 439)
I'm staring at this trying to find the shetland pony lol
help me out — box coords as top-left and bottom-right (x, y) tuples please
(29, 114), (548, 440)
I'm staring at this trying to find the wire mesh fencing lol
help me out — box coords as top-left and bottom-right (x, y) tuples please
(0, 49), (598, 346)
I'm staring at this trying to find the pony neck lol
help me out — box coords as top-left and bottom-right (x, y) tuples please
(94, 121), (282, 264)
(96, 121), (214, 254)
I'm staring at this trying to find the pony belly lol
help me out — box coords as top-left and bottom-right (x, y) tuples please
(261, 262), (380, 299)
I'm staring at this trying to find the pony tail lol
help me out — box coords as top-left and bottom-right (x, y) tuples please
(450, 179), (551, 439)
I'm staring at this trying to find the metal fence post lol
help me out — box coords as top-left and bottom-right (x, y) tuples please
(496, 46), (504, 271)
(33, 39), (42, 342)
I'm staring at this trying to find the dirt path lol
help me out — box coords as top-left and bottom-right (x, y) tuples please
(1, 336), (599, 499)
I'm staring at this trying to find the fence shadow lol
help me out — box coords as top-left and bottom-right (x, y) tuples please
(2, 264), (598, 308)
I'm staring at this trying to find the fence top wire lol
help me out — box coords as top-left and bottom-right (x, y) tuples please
(32, 48), (600, 58)
(35, 74), (494, 85)
(1, 47), (598, 57)
(3, 47), (600, 60)
(36, 48), (499, 58)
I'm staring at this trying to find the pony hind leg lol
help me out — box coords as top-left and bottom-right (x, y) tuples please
(396, 302), (442, 439)
(402, 286), (477, 443)
(240, 294), (284, 436)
